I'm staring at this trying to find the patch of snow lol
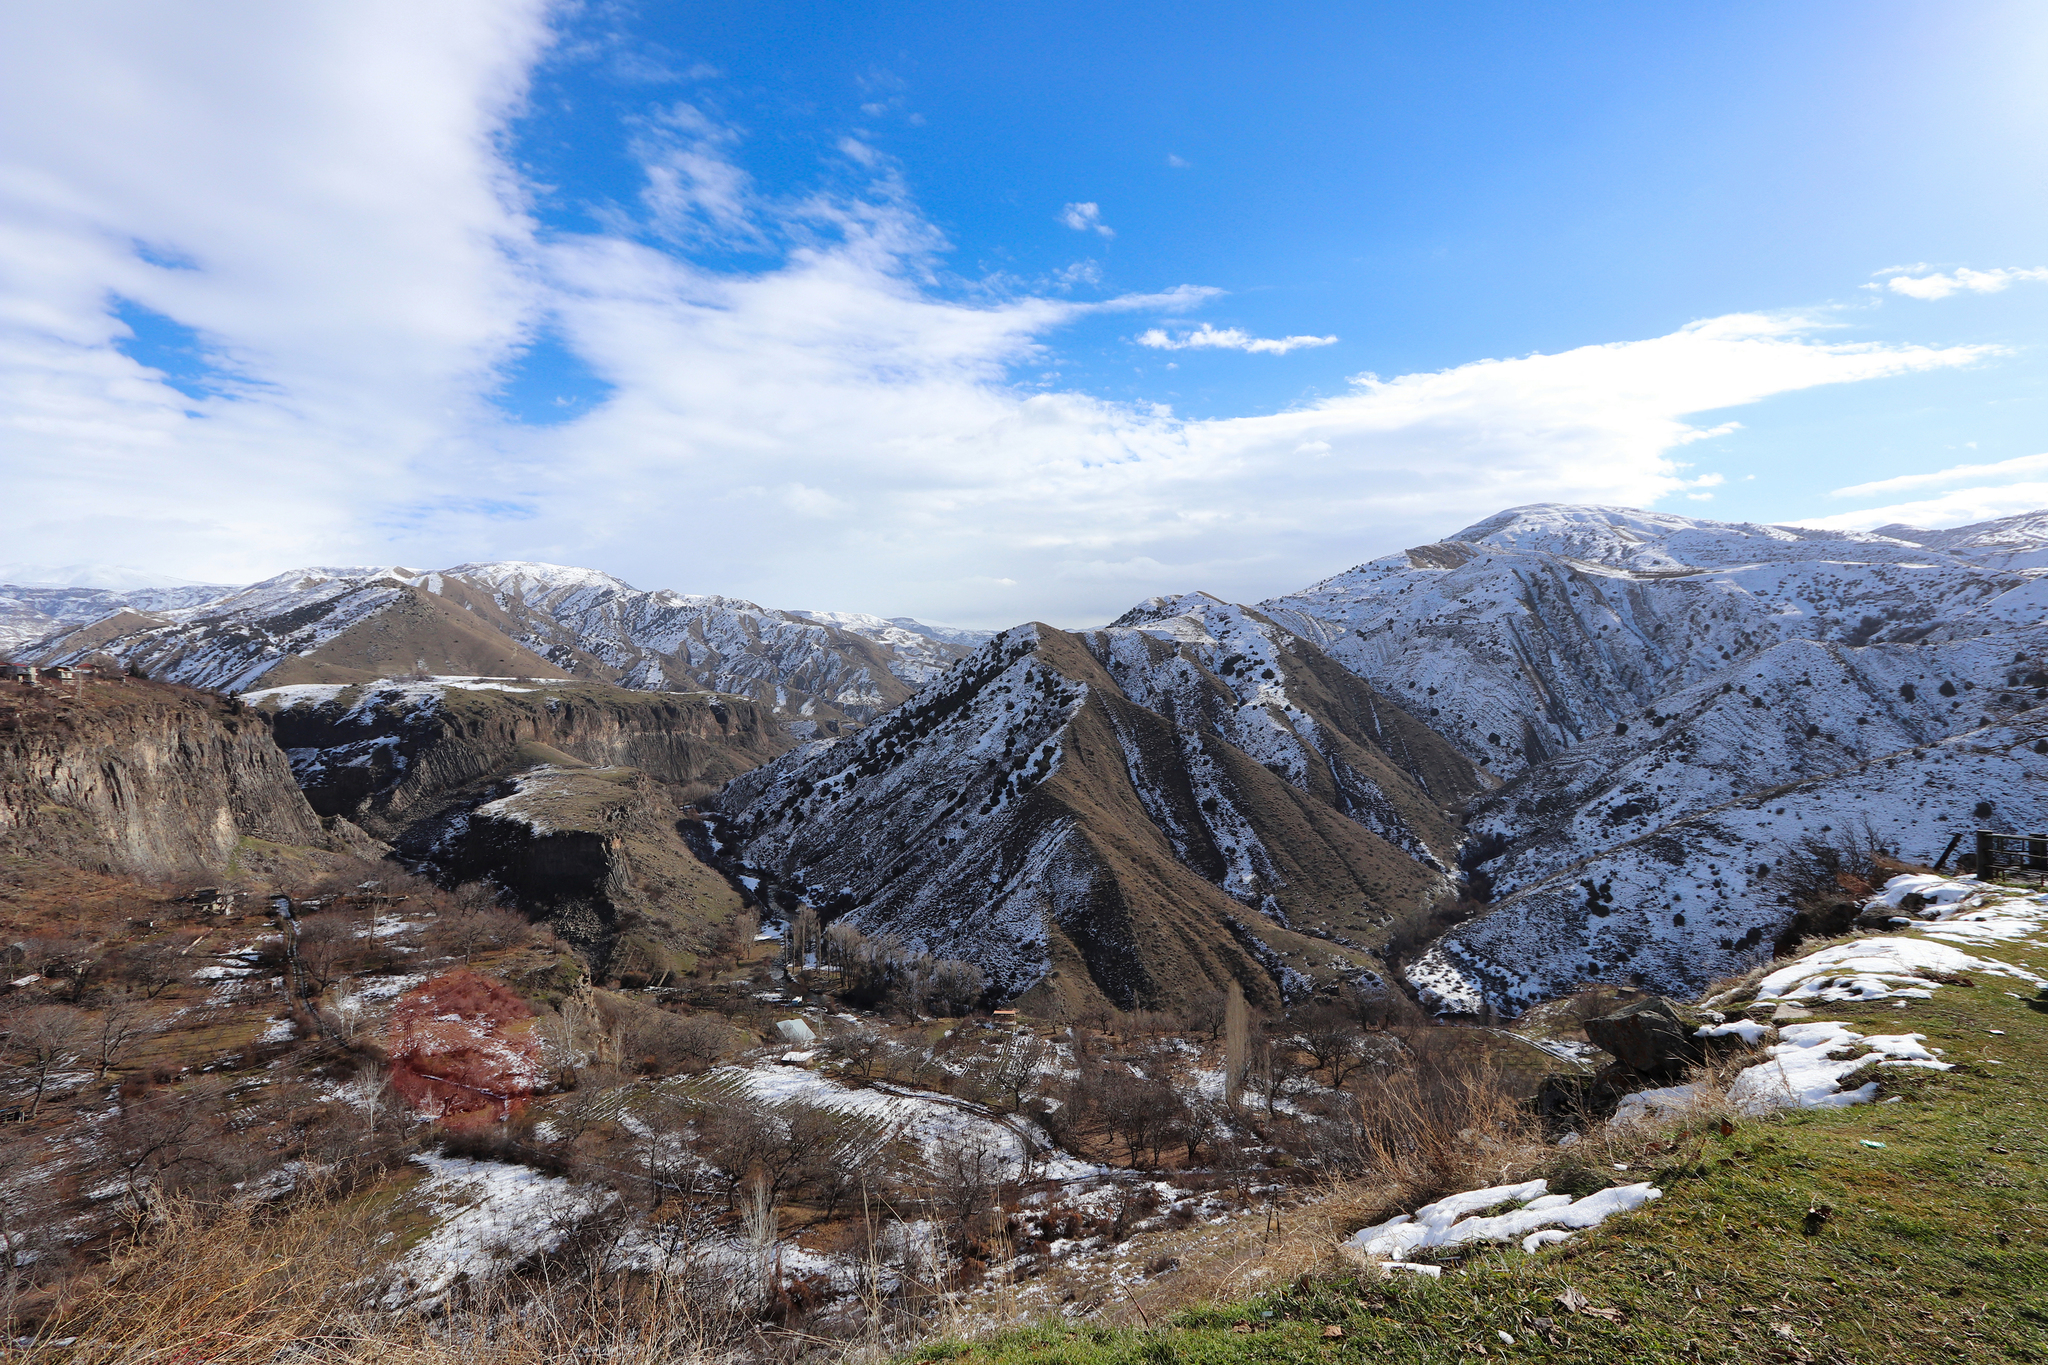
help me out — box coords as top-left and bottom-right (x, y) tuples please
(1612, 1084), (1704, 1124)
(1696, 1019), (1770, 1044)
(1754, 937), (2044, 1004)
(1868, 873), (1981, 911)
(1728, 1021), (1952, 1114)
(387, 1154), (609, 1306)
(1347, 1178), (1661, 1261)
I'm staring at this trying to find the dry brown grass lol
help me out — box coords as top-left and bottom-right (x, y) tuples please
(36, 1186), (757, 1364)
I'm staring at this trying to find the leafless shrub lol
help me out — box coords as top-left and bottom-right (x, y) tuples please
(931, 1131), (1007, 1232)
(1763, 817), (1897, 954)
(1092, 1067), (1186, 1169)
(1331, 1045), (1538, 1213)
(88, 994), (151, 1079)
(597, 995), (738, 1076)
(822, 1023), (891, 1079)
(431, 895), (537, 964)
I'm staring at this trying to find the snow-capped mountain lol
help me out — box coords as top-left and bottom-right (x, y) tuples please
(721, 601), (1484, 1014)
(30, 561), (977, 720)
(1260, 503), (2043, 780)
(1251, 502), (2048, 1014)
(788, 609), (995, 661)
(1874, 508), (2048, 571)
(0, 581), (238, 657)
(25, 503), (2048, 1020)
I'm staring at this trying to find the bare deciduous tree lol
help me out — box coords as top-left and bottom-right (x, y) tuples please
(433, 896), (535, 964)
(91, 994), (151, 1080)
(117, 940), (191, 999)
(2, 1004), (86, 1118)
(1294, 1000), (1371, 1086)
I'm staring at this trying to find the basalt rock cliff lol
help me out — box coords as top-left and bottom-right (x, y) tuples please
(0, 678), (373, 879)
(251, 678), (790, 979)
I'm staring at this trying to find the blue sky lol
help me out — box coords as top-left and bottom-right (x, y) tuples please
(2, 2), (2045, 623)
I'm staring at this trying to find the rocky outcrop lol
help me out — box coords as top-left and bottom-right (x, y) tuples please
(0, 678), (363, 878)
(1581, 997), (1710, 1078)
(427, 763), (744, 984)
(250, 678), (781, 979)
(254, 678), (790, 838)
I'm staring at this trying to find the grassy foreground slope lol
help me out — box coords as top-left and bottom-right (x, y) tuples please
(935, 900), (2048, 1363)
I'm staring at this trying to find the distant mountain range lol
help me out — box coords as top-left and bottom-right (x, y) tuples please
(12, 562), (992, 723)
(13, 503), (2048, 1016)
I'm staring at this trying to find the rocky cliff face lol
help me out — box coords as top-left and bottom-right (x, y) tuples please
(0, 678), (361, 878)
(427, 763), (746, 983)
(721, 606), (1486, 1014)
(250, 677), (783, 979)
(252, 677), (790, 837)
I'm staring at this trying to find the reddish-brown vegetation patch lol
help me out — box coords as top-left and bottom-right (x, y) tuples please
(385, 968), (542, 1124)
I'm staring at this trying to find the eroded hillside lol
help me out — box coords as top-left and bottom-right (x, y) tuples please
(721, 605), (1486, 1014)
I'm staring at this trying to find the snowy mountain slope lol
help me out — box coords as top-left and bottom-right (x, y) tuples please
(398, 562), (971, 718)
(0, 581), (235, 656)
(1467, 628), (2048, 900)
(1438, 503), (1955, 571)
(0, 563), (219, 591)
(35, 567), (569, 693)
(721, 612), (1485, 1013)
(1874, 508), (2048, 572)
(31, 560), (976, 720)
(1410, 703), (2048, 1014)
(1260, 503), (2044, 778)
(789, 609), (996, 655)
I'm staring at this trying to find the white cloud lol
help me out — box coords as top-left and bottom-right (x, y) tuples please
(1059, 202), (1114, 237)
(1136, 324), (1339, 355)
(1884, 266), (2048, 300)
(1830, 451), (2048, 498)
(0, 0), (551, 574)
(1166, 154), (1191, 168)
(0, 9), (2008, 627)
(1795, 483), (2048, 533)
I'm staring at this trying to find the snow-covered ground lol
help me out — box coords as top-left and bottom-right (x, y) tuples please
(386, 1154), (610, 1306)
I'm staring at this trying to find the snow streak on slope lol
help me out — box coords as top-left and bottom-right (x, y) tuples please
(725, 615), (1483, 1011)
(1410, 704), (2048, 1013)
(1097, 594), (1460, 869)
(1261, 503), (2043, 779)
(725, 626), (1089, 995)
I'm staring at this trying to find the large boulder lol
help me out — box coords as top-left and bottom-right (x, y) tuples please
(1582, 996), (1710, 1079)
